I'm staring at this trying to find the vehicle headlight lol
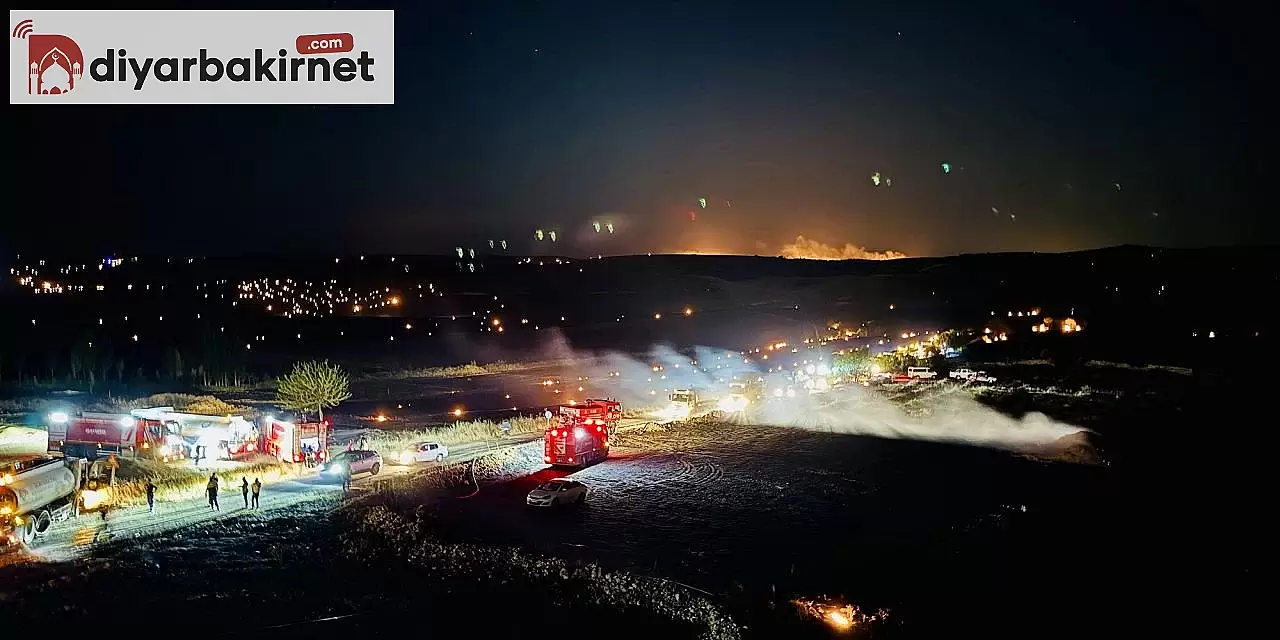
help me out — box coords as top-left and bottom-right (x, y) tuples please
(719, 397), (745, 411)
(81, 489), (108, 510)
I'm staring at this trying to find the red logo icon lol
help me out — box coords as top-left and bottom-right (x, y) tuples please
(12, 19), (85, 95)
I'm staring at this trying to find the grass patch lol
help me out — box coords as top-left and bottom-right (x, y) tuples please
(337, 503), (740, 640)
(623, 405), (661, 418)
(99, 393), (253, 417)
(385, 360), (535, 379)
(107, 456), (300, 506)
(340, 416), (552, 457)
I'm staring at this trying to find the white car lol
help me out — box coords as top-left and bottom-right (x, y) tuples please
(526, 478), (588, 507)
(906, 367), (938, 379)
(950, 368), (976, 380)
(394, 441), (449, 465)
(973, 372), (997, 383)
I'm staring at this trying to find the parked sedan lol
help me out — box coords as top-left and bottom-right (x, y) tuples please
(526, 478), (588, 507)
(394, 442), (449, 465)
(322, 449), (383, 477)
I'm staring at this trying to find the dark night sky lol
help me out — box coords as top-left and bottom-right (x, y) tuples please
(10, 1), (1269, 258)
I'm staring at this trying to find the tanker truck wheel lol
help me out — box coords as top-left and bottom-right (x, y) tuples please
(34, 510), (53, 536)
(19, 520), (37, 545)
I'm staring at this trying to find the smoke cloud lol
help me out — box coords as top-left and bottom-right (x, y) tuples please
(779, 236), (907, 261)
(559, 340), (1084, 457)
(746, 384), (1085, 455)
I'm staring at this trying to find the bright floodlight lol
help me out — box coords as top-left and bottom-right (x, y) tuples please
(49, 411), (69, 423)
(119, 416), (136, 427)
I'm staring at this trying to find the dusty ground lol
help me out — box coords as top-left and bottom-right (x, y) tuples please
(4, 366), (1189, 639)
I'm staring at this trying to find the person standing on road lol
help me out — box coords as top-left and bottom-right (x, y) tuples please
(357, 435), (367, 450)
(206, 474), (220, 511)
(93, 507), (110, 543)
(145, 481), (157, 513)
(340, 465), (352, 492)
(251, 478), (261, 508)
(240, 476), (250, 508)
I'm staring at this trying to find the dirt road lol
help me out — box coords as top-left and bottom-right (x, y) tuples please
(13, 410), (672, 565)
(18, 433), (544, 563)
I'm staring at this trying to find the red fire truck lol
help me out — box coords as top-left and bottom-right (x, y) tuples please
(262, 418), (331, 464)
(544, 399), (620, 468)
(46, 411), (185, 461)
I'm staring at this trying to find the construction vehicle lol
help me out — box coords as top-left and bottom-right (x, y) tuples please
(719, 377), (765, 412)
(1, 456), (114, 549)
(262, 417), (330, 464)
(664, 388), (698, 421)
(544, 399), (620, 468)
(46, 411), (185, 461)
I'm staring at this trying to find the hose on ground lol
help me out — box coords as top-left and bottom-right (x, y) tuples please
(455, 458), (480, 499)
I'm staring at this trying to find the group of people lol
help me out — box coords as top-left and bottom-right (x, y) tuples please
(200, 474), (262, 511)
(301, 443), (323, 467)
(139, 434), (373, 518)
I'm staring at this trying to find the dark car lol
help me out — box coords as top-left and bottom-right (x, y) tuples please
(321, 449), (383, 477)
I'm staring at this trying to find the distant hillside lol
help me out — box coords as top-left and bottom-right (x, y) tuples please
(2, 245), (1275, 384)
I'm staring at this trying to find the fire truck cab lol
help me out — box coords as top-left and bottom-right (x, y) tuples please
(544, 399), (620, 468)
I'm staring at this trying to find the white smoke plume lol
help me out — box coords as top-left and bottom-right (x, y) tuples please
(747, 385), (1085, 456)
(778, 236), (907, 261)
(578, 343), (761, 407)
(553, 337), (1086, 457)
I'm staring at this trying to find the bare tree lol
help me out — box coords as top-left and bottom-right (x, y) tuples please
(275, 360), (352, 422)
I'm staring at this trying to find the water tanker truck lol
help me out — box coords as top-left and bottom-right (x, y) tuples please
(47, 410), (185, 461)
(1, 456), (112, 549)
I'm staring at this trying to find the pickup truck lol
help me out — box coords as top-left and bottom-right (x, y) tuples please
(951, 368), (996, 383)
